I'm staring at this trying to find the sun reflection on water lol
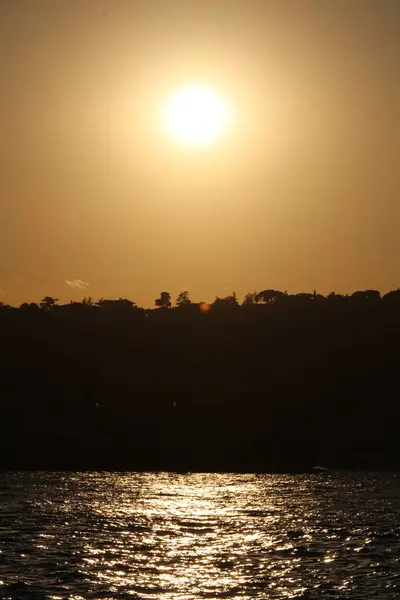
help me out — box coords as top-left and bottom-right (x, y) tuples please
(76, 473), (302, 598)
(1, 472), (400, 599)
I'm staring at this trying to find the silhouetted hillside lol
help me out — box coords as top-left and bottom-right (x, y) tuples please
(1, 289), (399, 471)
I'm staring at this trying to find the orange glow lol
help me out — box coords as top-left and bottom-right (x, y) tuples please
(1, 3), (399, 307)
(200, 302), (211, 313)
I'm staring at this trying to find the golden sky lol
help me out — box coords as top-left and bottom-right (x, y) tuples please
(1, 0), (399, 307)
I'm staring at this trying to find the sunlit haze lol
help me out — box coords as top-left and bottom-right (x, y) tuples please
(0, 1), (399, 307)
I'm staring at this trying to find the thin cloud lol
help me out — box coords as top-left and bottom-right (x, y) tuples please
(65, 279), (90, 290)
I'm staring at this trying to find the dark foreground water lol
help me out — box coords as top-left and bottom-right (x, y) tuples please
(0, 472), (400, 599)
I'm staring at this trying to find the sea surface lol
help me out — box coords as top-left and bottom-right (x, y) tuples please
(0, 472), (400, 599)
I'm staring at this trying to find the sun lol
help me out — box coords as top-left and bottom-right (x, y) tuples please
(164, 86), (229, 146)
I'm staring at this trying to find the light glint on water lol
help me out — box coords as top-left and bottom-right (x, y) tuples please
(0, 472), (400, 599)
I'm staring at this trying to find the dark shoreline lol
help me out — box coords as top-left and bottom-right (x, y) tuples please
(2, 293), (400, 472)
(0, 452), (397, 474)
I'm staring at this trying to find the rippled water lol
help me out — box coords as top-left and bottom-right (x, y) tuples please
(1, 472), (400, 599)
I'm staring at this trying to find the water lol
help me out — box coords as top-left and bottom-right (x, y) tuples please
(0, 472), (400, 599)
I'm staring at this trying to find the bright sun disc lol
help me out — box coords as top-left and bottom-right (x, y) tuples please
(164, 86), (228, 146)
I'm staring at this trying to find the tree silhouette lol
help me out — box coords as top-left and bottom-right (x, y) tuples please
(383, 288), (400, 306)
(242, 292), (258, 305)
(176, 290), (191, 307)
(326, 291), (348, 304)
(212, 292), (239, 309)
(351, 290), (381, 303)
(256, 289), (286, 304)
(82, 296), (94, 307)
(155, 292), (172, 309)
(39, 296), (58, 311)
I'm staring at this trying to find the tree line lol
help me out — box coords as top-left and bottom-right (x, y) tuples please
(1, 285), (400, 471)
(1, 287), (400, 313)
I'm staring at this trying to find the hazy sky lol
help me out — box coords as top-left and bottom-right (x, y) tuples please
(1, 0), (399, 307)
